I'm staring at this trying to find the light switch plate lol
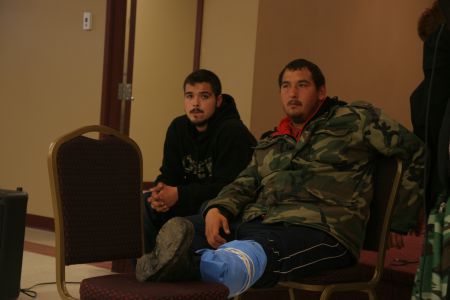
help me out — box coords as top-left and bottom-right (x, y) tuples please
(83, 11), (92, 31)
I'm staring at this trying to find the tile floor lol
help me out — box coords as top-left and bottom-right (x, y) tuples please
(18, 228), (114, 300)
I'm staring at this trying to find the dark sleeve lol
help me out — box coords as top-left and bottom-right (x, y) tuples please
(173, 120), (256, 215)
(154, 119), (184, 186)
(412, 28), (450, 141)
(410, 28), (450, 209)
(424, 28), (450, 147)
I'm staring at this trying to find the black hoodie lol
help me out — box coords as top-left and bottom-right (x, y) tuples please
(155, 94), (257, 216)
(410, 27), (450, 212)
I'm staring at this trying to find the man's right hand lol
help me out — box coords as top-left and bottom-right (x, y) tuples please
(205, 208), (230, 249)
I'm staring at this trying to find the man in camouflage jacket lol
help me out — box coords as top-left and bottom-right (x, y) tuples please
(204, 96), (424, 261)
(136, 58), (425, 298)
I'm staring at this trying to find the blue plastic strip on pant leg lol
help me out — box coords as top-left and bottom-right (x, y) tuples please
(197, 240), (267, 298)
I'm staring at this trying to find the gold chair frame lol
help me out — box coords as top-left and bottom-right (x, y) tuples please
(48, 125), (144, 300)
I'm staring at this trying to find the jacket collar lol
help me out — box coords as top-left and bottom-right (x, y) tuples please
(272, 97), (343, 140)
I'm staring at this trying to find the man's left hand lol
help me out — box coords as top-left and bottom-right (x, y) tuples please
(155, 183), (179, 209)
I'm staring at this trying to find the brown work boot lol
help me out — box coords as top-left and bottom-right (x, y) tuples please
(135, 217), (197, 282)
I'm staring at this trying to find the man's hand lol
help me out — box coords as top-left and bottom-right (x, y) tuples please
(148, 182), (178, 212)
(148, 183), (168, 212)
(205, 208), (230, 248)
(155, 183), (178, 208)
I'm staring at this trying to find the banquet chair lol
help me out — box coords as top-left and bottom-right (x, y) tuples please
(48, 125), (228, 300)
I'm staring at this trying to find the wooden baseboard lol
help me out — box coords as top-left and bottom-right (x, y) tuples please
(26, 214), (54, 231)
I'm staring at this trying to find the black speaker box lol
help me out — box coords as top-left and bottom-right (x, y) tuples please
(0, 188), (28, 300)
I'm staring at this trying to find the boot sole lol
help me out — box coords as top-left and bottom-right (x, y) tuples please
(135, 217), (194, 282)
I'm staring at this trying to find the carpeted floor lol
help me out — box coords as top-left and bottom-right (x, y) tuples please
(18, 228), (113, 300)
(19, 228), (424, 299)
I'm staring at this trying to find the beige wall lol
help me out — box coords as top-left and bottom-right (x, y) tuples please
(0, 0), (434, 219)
(200, 0), (260, 127)
(0, 0), (106, 217)
(250, 0), (433, 138)
(129, 0), (196, 182)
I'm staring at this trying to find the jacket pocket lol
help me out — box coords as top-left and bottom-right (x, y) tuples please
(255, 138), (296, 178)
(305, 185), (356, 208)
(306, 127), (353, 165)
(313, 127), (351, 137)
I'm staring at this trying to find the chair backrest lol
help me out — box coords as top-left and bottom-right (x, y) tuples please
(48, 125), (144, 269)
(363, 156), (402, 265)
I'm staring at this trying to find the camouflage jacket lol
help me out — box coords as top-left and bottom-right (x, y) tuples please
(204, 98), (425, 258)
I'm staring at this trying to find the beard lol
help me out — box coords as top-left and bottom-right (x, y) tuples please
(285, 101), (306, 124)
(189, 119), (208, 128)
(188, 108), (210, 128)
(289, 114), (306, 125)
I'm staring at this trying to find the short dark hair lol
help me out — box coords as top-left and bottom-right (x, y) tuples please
(417, 1), (445, 42)
(278, 58), (326, 89)
(183, 69), (222, 96)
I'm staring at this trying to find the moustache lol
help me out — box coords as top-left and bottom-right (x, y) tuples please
(190, 108), (204, 113)
(288, 99), (302, 106)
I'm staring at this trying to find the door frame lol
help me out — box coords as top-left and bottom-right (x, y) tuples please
(101, 0), (204, 273)
(100, 0), (136, 135)
(100, 0), (204, 134)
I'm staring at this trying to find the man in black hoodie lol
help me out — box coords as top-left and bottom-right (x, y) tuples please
(141, 69), (257, 252)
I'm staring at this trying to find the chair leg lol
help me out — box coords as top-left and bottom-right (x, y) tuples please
(319, 286), (335, 300)
(367, 289), (377, 300)
(288, 288), (295, 300)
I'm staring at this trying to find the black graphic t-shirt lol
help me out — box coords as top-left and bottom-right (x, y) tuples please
(182, 155), (213, 180)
